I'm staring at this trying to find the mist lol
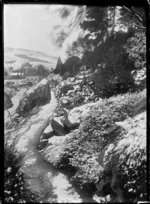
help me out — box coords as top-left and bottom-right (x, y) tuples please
(4, 4), (86, 62)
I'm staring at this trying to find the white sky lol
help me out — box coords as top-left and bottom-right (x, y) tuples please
(4, 5), (126, 61)
(4, 4), (82, 60)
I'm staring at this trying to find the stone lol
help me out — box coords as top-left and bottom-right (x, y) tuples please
(43, 135), (69, 167)
(74, 85), (81, 92)
(66, 90), (74, 96)
(132, 96), (146, 117)
(66, 102), (96, 125)
(38, 139), (48, 150)
(48, 135), (67, 145)
(51, 117), (68, 136)
(61, 98), (70, 106)
(62, 108), (80, 130)
(16, 78), (51, 116)
(43, 124), (54, 139)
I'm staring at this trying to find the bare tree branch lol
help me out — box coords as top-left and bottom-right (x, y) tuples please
(123, 6), (145, 28)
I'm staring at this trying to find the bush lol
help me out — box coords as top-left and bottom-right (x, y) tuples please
(4, 142), (36, 203)
(104, 112), (147, 202)
(59, 84), (74, 97)
(126, 31), (146, 69)
(54, 89), (146, 188)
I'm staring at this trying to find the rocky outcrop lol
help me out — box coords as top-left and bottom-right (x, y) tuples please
(51, 117), (68, 136)
(4, 92), (13, 110)
(62, 108), (80, 130)
(62, 102), (96, 129)
(42, 124), (54, 139)
(43, 135), (68, 167)
(16, 78), (51, 116)
(95, 111), (146, 203)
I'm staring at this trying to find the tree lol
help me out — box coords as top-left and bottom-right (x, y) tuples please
(119, 6), (146, 30)
(21, 63), (33, 76)
(36, 64), (49, 78)
(54, 57), (64, 74)
(63, 56), (82, 75)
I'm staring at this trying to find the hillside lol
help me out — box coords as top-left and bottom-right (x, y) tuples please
(4, 47), (57, 70)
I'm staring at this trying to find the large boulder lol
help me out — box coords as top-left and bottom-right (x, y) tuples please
(51, 117), (68, 136)
(62, 102), (96, 129)
(62, 108), (80, 130)
(42, 124), (54, 139)
(95, 111), (146, 202)
(16, 78), (51, 116)
(43, 135), (68, 167)
(4, 92), (13, 110)
(132, 96), (146, 117)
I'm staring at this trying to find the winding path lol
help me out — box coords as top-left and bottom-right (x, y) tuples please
(13, 91), (95, 203)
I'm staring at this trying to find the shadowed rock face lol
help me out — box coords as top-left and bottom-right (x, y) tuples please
(16, 78), (51, 116)
(4, 92), (13, 110)
(51, 117), (68, 136)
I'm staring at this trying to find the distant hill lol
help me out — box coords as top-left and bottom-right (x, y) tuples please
(4, 47), (57, 71)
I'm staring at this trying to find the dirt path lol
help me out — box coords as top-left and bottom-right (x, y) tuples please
(13, 91), (93, 203)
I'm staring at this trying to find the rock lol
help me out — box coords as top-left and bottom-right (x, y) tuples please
(132, 96), (146, 117)
(39, 139), (48, 150)
(70, 77), (75, 82)
(60, 97), (73, 109)
(95, 112), (146, 202)
(43, 135), (69, 167)
(66, 90), (74, 96)
(4, 92), (13, 110)
(61, 97), (70, 106)
(16, 78), (51, 116)
(48, 135), (67, 145)
(51, 117), (68, 136)
(43, 124), (54, 139)
(77, 75), (85, 79)
(95, 178), (112, 196)
(74, 85), (81, 92)
(64, 102), (96, 126)
(62, 108), (80, 130)
(75, 79), (82, 84)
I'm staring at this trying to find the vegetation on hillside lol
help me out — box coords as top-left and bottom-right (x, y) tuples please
(53, 6), (146, 98)
(4, 4), (147, 203)
(4, 142), (36, 203)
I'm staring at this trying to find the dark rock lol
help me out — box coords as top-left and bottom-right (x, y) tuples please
(43, 124), (54, 139)
(51, 117), (68, 136)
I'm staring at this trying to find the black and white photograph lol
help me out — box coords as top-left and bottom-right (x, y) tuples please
(4, 2), (147, 203)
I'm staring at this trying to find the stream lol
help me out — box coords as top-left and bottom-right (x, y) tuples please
(11, 90), (96, 203)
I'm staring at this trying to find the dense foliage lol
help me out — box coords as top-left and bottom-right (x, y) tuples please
(47, 89), (146, 188)
(4, 142), (36, 203)
(53, 6), (146, 98)
(125, 31), (146, 69)
(14, 63), (50, 77)
(104, 112), (147, 202)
